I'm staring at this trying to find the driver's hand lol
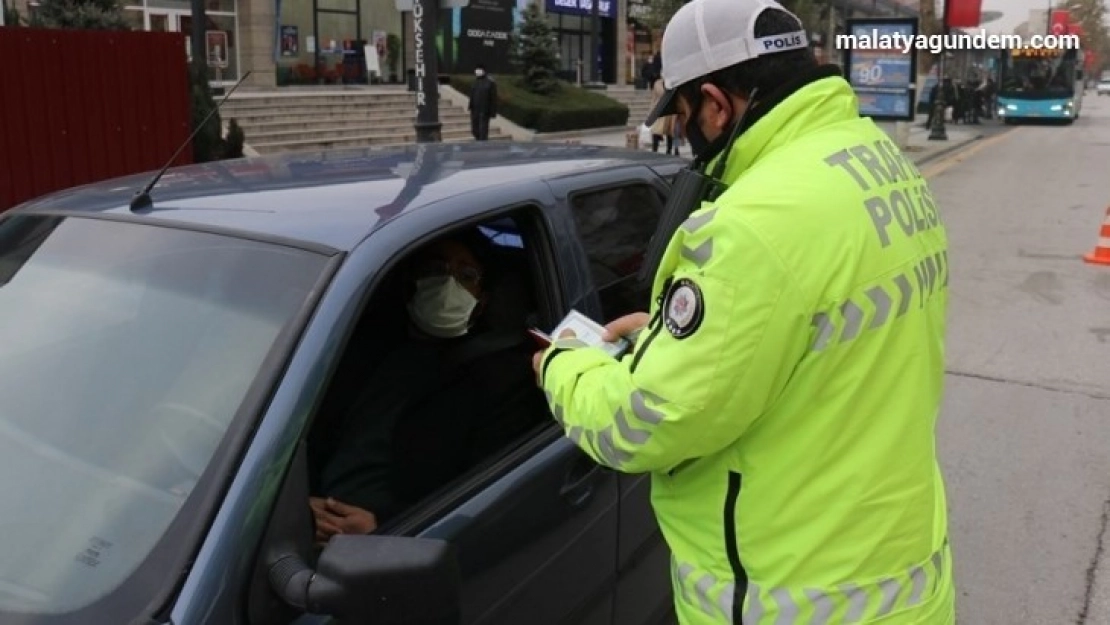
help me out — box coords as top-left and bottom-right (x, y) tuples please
(310, 497), (377, 544)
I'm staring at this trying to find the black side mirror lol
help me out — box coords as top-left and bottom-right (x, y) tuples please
(269, 534), (461, 625)
(312, 534), (460, 624)
(251, 444), (461, 625)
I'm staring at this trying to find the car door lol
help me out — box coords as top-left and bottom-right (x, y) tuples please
(545, 167), (677, 625)
(278, 195), (621, 625)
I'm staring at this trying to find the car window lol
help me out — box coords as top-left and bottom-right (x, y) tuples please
(305, 210), (552, 537)
(569, 183), (666, 319)
(0, 215), (329, 621)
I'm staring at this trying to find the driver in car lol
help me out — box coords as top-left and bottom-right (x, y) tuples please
(309, 233), (493, 542)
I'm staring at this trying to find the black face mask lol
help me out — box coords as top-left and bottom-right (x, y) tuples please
(684, 92), (737, 167)
(684, 113), (712, 159)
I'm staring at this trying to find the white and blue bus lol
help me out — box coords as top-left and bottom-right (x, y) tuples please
(997, 46), (1084, 123)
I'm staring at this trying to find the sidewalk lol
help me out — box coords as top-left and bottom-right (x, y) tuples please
(542, 113), (987, 166)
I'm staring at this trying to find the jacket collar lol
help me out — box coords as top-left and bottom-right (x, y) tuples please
(707, 66), (861, 185)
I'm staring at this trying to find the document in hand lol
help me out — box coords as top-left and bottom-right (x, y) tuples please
(529, 310), (631, 359)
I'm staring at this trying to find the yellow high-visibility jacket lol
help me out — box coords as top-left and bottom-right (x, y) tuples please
(539, 73), (955, 625)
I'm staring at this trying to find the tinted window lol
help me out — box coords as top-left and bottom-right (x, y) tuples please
(569, 184), (665, 319)
(0, 215), (329, 622)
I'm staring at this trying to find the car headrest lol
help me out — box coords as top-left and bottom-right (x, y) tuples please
(477, 254), (533, 332)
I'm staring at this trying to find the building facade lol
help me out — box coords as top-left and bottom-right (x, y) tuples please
(9, 0), (912, 89)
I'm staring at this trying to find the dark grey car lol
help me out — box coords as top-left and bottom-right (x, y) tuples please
(0, 143), (686, 625)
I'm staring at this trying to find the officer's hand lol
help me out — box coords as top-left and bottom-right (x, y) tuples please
(532, 329), (577, 379)
(603, 312), (649, 342)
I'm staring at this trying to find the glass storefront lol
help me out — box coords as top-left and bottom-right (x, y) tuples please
(275, 0), (403, 86)
(123, 0), (240, 84)
(546, 10), (615, 83)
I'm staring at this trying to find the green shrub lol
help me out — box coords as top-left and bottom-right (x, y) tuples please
(189, 63), (223, 163)
(223, 119), (245, 159)
(450, 75), (629, 133)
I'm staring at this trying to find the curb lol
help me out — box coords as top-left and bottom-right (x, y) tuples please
(911, 133), (985, 166)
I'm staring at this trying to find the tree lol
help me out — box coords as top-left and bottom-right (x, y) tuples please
(780, 0), (824, 37)
(29, 0), (130, 30)
(509, 1), (561, 95)
(917, 0), (942, 76)
(1063, 0), (1109, 74)
(643, 0), (685, 31)
(189, 62), (224, 163)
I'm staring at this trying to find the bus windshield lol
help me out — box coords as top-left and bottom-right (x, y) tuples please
(999, 49), (1077, 99)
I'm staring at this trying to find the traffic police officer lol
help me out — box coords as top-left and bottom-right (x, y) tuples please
(532, 0), (956, 622)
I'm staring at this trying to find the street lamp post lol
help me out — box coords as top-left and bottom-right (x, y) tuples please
(928, 7), (949, 142)
(589, 0), (601, 84)
(190, 0), (206, 77)
(412, 0), (442, 142)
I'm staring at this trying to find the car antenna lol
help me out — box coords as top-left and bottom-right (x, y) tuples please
(129, 70), (253, 212)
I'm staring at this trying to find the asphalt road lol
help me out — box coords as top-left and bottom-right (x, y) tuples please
(928, 94), (1110, 624)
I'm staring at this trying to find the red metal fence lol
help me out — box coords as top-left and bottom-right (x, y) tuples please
(0, 27), (191, 211)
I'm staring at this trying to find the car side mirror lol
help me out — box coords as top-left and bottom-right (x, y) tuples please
(270, 534), (461, 625)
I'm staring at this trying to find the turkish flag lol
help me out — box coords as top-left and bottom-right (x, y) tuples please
(1069, 21), (1083, 38)
(945, 0), (983, 28)
(1049, 9), (1070, 37)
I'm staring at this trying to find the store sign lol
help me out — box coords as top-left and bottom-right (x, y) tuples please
(843, 18), (918, 122)
(413, 0), (428, 110)
(546, 0), (616, 19)
(458, 0), (514, 73)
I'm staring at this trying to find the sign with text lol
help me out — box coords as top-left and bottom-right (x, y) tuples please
(412, 0), (441, 138)
(459, 0), (514, 73)
(545, 0), (615, 19)
(206, 31), (228, 68)
(844, 18), (918, 122)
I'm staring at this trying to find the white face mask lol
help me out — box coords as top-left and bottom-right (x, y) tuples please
(475, 69), (485, 77)
(407, 276), (478, 338)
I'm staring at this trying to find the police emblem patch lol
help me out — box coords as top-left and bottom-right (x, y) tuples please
(663, 278), (704, 339)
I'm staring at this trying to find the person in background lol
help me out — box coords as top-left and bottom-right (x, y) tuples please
(468, 64), (498, 141)
(671, 115), (685, 157)
(649, 77), (677, 154)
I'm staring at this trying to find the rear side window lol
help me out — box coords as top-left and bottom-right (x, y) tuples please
(569, 183), (666, 319)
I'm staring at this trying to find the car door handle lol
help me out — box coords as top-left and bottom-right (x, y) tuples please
(560, 458), (602, 507)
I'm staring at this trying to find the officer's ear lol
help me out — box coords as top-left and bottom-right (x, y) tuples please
(698, 83), (745, 133)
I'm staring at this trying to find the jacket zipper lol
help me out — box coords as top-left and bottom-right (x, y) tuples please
(629, 277), (672, 374)
(724, 471), (747, 625)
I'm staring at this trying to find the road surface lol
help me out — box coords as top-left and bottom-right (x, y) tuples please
(930, 95), (1110, 624)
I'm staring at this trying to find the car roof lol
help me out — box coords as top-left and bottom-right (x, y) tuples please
(11, 142), (683, 252)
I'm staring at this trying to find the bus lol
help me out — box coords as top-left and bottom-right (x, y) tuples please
(996, 46), (1084, 123)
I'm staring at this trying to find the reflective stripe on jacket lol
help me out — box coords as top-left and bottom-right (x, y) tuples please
(539, 73), (955, 624)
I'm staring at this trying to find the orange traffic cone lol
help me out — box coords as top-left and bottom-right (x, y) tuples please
(1084, 207), (1110, 266)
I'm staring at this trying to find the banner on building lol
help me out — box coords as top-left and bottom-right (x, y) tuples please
(545, 0), (616, 20)
(459, 0), (515, 74)
(843, 17), (918, 122)
(1049, 9), (1070, 36)
(944, 0), (982, 29)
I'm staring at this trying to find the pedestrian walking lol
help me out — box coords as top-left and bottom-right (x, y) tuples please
(531, 0), (955, 622)
(467, 64), (498, 141)
(649, 78), (676, 154)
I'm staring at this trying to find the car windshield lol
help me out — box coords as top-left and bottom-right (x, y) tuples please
(0, 215), (329, 621)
